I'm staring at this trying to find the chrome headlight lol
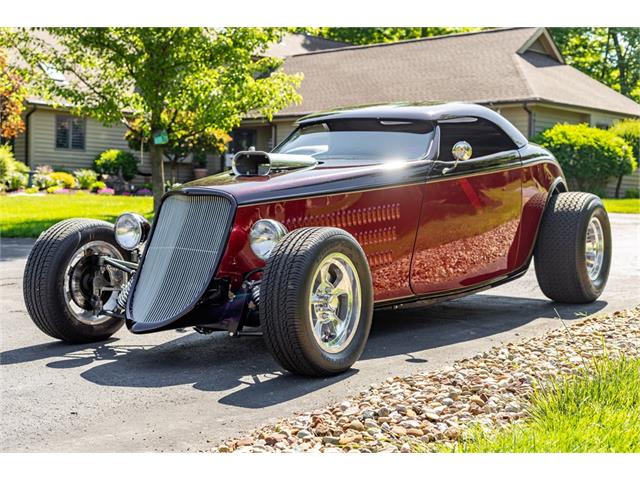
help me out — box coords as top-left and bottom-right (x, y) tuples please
(114, 213), (150, 251)
(249, 219), (288, 260)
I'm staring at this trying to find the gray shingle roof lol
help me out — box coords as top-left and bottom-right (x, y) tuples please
(278, 28), (640, 117)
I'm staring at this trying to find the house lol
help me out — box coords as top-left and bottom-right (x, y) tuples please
(11, 28), (640, 193)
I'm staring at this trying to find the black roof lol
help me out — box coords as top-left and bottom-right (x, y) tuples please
(297, 102), (529, 149)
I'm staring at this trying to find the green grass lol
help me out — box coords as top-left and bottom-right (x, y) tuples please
(448, 356), (640, 453)
(0, 193), (154, 237)
(603, 198), (640, 214)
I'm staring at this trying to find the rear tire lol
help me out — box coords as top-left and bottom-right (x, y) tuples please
(260, 227), (373, 376)
(23, 218), (129, 343)
(534, 192), (611, 303)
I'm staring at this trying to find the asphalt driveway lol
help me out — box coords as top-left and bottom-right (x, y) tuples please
(1, 214), (638, 452)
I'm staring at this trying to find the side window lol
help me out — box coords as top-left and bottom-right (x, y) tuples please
(438, 118), (516, 161)
(55, 115), (86, 150)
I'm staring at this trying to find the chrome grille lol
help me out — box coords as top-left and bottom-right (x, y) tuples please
(129, 194), (233, 326)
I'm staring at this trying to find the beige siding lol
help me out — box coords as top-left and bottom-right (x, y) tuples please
(13, 130), (26, 164)
(29, 109), (133, 170)
(497, 106), (529, 137)
(604, 169), (640, 198)
(274, 120), (297, 144)
(532, 106), (590, 135)
(591, 111), (626, 129)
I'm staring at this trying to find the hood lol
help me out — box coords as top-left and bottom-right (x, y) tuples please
(178, 158), (432, 205)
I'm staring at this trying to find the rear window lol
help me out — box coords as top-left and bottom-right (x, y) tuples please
(274, 119), (435, 162)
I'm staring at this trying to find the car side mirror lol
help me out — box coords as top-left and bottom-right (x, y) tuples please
(443, 141), (472, 174)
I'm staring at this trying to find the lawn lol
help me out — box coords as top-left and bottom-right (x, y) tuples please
(603, 198), (640, 214)
(450, 356), (640, 453)
(0, 194), (154, 237)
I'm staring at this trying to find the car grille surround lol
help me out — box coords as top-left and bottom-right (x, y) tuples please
(128, 194), (233, 327)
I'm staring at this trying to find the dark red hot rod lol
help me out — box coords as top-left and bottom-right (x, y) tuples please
(24, 103), (611, 376)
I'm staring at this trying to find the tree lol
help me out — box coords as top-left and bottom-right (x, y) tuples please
(549, 28), (640, 102)
(0, 30), (28, 141)
(295, 27), (483, 45)
(609, 119), (640, 197)
(10, 28), (302, 209)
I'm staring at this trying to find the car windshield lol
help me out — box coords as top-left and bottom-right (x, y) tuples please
(273, 118), (435, 162)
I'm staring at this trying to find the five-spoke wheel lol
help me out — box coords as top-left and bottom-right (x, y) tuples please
(260, 227), (373, 376)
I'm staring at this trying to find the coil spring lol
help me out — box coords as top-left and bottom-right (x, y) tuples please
(250, 282), (260, 307)
(116, 277), (134, 311)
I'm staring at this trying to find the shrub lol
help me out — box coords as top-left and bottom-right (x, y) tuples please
(90, 180), (107, 192)
(24, 186), (40, 194)
(73, 169), (98, 189)
(625, 188), (640, 199)
(93, 149), (137, 181)
(6, 172), (27, 191)
(610, 119), (640, 162)
(0, 144), (29, 186)
(608, 119), (640, 197)
(535, 123), (636, 193)
(50, 171), (77, 189)
(33, 165), (57, 190)
(96, 187), (115, 195)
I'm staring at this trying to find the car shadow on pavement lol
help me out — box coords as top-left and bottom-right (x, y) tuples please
(0, 294), (607, 409)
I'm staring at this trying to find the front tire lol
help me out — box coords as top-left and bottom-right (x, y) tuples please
(534, 192), (611, 303)
(260, 227), (373, 376)
(23, 218), (129, 343)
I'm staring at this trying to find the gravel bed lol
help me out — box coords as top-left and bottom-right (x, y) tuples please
(213, 307), (640, 453)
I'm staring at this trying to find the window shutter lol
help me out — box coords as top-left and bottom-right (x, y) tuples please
(55, 116), (70, 149)
(71, 118), (86, 149)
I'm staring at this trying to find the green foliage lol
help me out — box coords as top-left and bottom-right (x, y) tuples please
(625, 188), (640, 199)
(6, 171), (27, 191)
(550, 28), (640, 102)
(32, 165), (57, 190)
(73, 168), (98, 189)
(451, 356), (640, 452)
(0, 194), (154, 237)
(535, 123), (636, 192)
(50, 171), (77, 189)
(0, 144), (29, 185)
(90, 180), (106, 192)
(294, 27), (483, 45)
(93, 149), (137, 181)
(609, 119), (640, 162)
(10, 27), (303, 207)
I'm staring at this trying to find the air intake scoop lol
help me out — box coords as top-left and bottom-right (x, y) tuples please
(232, 151), (316, 176)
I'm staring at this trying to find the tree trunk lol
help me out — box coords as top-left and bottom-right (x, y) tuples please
(615, 174), (623, 199)
(611, 30), (629, 96)
(150, 144), (165, 211)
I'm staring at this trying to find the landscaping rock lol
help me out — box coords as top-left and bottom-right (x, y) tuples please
(212, 307), (640, 453)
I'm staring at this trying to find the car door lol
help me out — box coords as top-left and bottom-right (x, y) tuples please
(410, 117), (523, 295)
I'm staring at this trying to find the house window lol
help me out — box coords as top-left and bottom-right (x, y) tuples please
(55, 115), (85, 150)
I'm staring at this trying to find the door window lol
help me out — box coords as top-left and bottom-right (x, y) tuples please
(438, 118), (517, 161)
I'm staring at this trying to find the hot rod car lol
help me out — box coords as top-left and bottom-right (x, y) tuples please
(23, 103), (611, 376)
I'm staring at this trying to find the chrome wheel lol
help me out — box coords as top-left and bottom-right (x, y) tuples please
(63, 240), (126, 325)
(585, 216), (605, 282)
(308, 252), (362, 353)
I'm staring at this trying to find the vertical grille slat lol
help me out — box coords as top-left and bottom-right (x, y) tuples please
(129, 194), (233, 326)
